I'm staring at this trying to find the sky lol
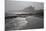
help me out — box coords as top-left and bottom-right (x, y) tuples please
(5, 0), (44, 15)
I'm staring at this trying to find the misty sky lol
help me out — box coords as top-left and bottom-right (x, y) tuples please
(5, 0), (44, 15)
(6, 1), (44, 10)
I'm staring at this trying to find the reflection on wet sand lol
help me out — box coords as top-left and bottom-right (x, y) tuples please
(5, 15), (43, 31)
